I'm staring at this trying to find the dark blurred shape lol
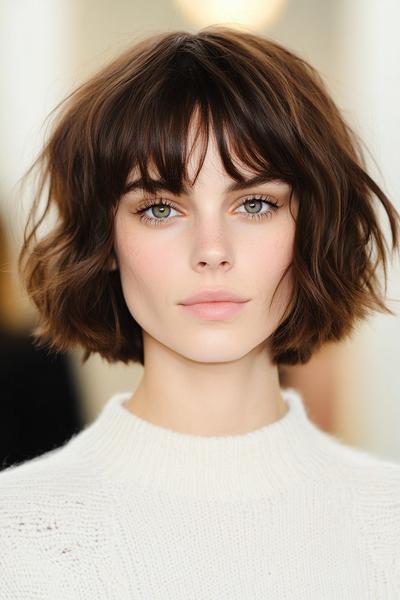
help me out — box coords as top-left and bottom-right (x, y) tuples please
(0, 326), (84, 471)
(0, 213), (84, 471)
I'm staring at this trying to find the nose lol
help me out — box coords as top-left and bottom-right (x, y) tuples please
(197, 256), (231, 271)
(192, 233), (233, 273)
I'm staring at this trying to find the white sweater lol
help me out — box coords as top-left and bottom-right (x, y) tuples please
(1, 386), (400, 599)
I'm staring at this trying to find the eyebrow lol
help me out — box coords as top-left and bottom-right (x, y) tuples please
(123, 174), (285, 195)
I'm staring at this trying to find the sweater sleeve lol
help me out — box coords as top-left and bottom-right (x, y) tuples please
(348, 457), (400, 596)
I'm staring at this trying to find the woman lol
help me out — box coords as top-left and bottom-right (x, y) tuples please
(1, 26), (399, 598)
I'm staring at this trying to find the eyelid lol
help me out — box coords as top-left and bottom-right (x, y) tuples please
(236, 193), (279, 207)
(136, 192), (280, 211)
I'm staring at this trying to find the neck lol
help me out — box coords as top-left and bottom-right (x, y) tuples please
(126, 334), (287, 437)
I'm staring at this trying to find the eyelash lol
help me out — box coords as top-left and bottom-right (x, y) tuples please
(133, 195), (280, 227)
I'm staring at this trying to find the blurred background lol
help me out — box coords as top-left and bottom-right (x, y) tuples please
(0, 0), (399, 469)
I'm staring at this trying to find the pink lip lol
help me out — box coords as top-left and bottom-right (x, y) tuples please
(180, 288), (248, 305)
(180, 300), (249, 320)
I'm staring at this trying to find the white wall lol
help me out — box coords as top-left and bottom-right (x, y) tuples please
(0, 0), (77, 321)
(330, 0), (400, 459)
(0, 0), (76, 246)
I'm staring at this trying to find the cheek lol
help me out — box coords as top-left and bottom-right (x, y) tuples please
(251, 221), (295, 322)
(252, 226), (295, 288)
(114, 222), (177, 296)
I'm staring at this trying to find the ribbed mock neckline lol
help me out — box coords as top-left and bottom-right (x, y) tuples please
(65, 387), (334, 500)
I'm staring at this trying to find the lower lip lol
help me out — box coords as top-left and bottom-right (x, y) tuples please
(180, 301), (249, 319)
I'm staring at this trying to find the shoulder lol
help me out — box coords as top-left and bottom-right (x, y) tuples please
(0, 429), (111, 502)
(318, 430), (400, 584)
(314, 426), (400, 501)
(318, 428), (400, 491)
(334, 440), (400, 524)
(0, 437), (111, 546)
(0, 436), (82, 495)
(0, 440), (119, 596)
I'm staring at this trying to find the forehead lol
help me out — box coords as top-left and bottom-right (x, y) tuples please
(127, 123), (269, 189)
(123, 103), (295, 200)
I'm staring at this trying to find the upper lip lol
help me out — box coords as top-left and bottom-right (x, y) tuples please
(180, 289), (249, 305)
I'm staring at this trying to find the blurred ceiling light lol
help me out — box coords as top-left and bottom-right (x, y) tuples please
(173, 0), (288, 29)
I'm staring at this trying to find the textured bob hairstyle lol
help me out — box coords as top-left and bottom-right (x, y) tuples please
(18, 26), (400, 367)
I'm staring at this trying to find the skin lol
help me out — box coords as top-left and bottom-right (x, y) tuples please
(112, 122), (298, 436)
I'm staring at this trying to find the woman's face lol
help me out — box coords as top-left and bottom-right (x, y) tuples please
(113, 127), (298, 364)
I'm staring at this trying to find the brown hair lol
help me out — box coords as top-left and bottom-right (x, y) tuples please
(18, 26), (400, 366)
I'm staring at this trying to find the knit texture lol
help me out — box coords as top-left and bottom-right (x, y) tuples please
(1, 386), (400, 599)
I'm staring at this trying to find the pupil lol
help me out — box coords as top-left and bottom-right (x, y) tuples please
(247, 200), (260, 213)
(154, 206), (168, 217)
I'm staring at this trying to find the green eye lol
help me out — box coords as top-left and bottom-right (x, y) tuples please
(135, 195), (279, 227)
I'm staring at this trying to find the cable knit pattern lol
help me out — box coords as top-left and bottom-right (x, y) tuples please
(1, 387), (399, 599)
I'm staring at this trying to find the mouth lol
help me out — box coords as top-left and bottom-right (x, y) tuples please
(179, 300), (249, 320)
(180, 288), (249, 305)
